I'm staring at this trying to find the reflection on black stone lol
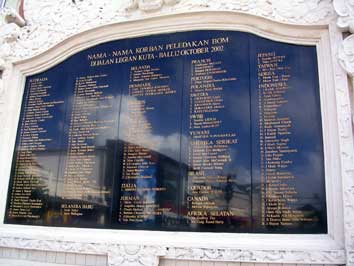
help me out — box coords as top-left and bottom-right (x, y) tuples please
(250, 36), (327, 233)
(5, 30), (327, 234)
(114, 139), (180, 230)
(51, 140), (115, 228)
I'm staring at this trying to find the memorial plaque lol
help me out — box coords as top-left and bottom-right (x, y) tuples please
(4, 30), (327, 233)
(180, 32), (252, 232)
(249, 36), (326, 233)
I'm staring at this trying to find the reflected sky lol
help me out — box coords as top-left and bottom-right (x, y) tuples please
(5, 30), (327, 233)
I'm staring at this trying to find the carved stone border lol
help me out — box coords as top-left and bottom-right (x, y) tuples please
(333, 1), (354, 265)
(0, 0), (336, 64)
(0, 234), (166, 266)
(0, 233), (346, 266)
(334, 0), (354, 77)
(0, 2), (352, 266)
(164, 247), (345, 264)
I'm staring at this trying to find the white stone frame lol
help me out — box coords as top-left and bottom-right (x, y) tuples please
(0, 11), (351, 266)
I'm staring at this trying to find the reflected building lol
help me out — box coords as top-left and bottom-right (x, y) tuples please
(0, 2), (349, 265)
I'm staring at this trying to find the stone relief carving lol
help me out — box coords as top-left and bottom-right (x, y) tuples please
(108, 245), (166, 266)
(1, 7), (26, 27)
(0, 1), (352, 266)
(0, 22), (21, 62)
(334, 0), (354, 33)
(0, 234), (164, 266)
(165, 247), (346, 264)
(0, 0), (335, 67)
(338, 34), (354, 77)
(0, 21), (20, 143)
(176, 0), (334, 24)
(125, 0), (180, 12)
(0, 233), (347, 265)
(333, 2), (354, 266)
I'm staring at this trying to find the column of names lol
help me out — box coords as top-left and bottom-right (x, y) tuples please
(8, 77), (64, 220)
(118, 64), (173, 223)
(62, 74), (114, 217)
(187, 58), (239, 225)
(257, 52), (312, 227)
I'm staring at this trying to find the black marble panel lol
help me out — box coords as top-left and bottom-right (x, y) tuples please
(4, 30), (327, 233)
